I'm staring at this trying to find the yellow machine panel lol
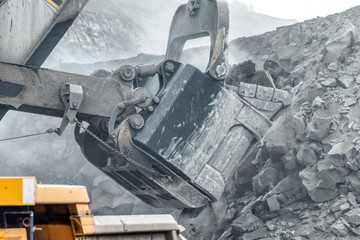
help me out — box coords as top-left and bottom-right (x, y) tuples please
(0, 177), (35, 206)
(35, 184), (90, 204)
(0, 177), (183, 240)
(45, 0), (67, 10)
(0, 228), (27, 240)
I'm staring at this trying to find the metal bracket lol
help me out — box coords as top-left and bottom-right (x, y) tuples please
(165, 0), (229, 80)
(58, 83), (83, 135)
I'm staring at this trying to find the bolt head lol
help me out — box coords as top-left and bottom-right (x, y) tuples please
(120, 65), (136, 81)
(215, 64), (227, 77)
(147, 106), (154, 112)
(165, 62), (175, 72)
(130, 115), (144, 130)
(123, 67), (134, 78)
(153, 97), (160, 104)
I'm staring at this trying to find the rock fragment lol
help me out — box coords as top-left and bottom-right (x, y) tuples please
(328, 142), (355, 167)
(281, 150), (297, 170)
(320, 77), (337, 87)
(242, 227), (270, 240)
(344, 97), (357, 107)
(266, 195), (281, 212)
(299, 166), (339, 202)
(347, 192), (358, 208)
(346, 174), (360, 193)
(337, 75), (355, 89)
(296, 145), (318, 166)
(331, 219), (349, 237)
(252, 165), (280, 195)
(343, 208), (360, 227)
(306, 110), (332, 141)
(322, 30), (354, 64)
(231, 212), (263, 236)
(296, 224), (315, 238)
(327, 61), (339, 71)
(292, 115), (307, 141)
(317, 159), (342, 189)
(277, 45), (299, 60)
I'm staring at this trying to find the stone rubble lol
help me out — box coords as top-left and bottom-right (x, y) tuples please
(179, 5), (360, 240)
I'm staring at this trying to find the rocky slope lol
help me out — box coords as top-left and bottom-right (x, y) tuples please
(179, 5), (360, 240)
(43, 10), (145, 67)
(2, 3), (360, 240)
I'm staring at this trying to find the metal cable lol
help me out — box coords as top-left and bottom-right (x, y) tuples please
(0, 128), (58, 142)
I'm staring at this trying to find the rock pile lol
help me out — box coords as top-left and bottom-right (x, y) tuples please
(179, 5), (360, 240)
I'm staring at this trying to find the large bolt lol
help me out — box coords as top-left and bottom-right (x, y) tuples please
(165, 62), (175, 73)
(153, 97), (160, 104)
(130, 115), (145, 130)
(147, 106), (154, 112)
(215, 64), (227, 77)
(120, 65), (136, 81)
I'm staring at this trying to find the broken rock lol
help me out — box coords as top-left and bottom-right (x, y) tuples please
(343, 208), (360, 227)
(323, 30), (354, 64)
(296, 145), (318, 166)
(306, 110), (332, 141)
(327, 61), (339, 71)
(281, 150), (297, 170)
(312, 96), (324, 110)
(320, 77), (337, 87)
(317, 159), (342, 190)
(299, 166), (338, 202)
(344, 97), (358, 107)
(328, 141), (355, 167)
(337, 75), (355, 89)
(231, 212), (263, 236)
(292, 115), (307, 142)
(331, 219), (349, 237)
(296, 224), (315, 238)
(266, 195), (281, 212)
(346, 173), (360, 193)
(252, 166), (280, 195)
(277, 45), (299, 60)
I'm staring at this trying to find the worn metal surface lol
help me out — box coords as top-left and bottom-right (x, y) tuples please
(128, 62), (270, 201)
(166, 0), (229, 80)
(0, 62), (132, 118)
(105, 121), (210, 209)
(0, 0), (88, 66)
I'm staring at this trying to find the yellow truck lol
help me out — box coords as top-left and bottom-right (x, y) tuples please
(0, 177), (184, 240)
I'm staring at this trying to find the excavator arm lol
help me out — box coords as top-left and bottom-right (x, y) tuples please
(0, 0), (294, 209)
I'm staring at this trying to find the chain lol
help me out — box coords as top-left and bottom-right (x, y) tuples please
(74, 118), (172, 182)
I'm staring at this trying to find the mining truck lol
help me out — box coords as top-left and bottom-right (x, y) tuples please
(0, 177), (184, 239)
(0, 0), (295, 211)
